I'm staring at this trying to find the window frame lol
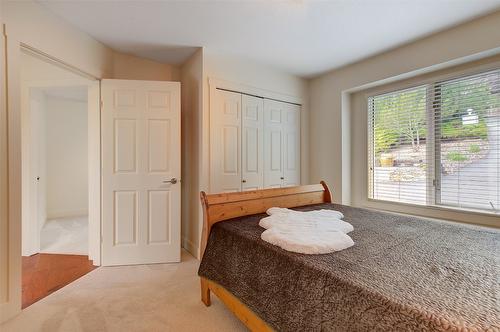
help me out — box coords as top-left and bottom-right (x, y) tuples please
(367, 67), (500, 216)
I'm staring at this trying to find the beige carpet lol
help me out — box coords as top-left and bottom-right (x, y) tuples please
(2, 250), (246, 332)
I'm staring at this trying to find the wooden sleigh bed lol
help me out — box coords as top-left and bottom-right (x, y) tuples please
(198, 182), (500, 332)
(199, 182), (332, 331)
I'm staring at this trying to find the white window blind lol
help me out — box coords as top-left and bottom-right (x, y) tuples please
(368, 69), (500, 214)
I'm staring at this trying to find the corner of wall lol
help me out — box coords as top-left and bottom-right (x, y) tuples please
(0, 1), (10, 317)
(181, 236), (200, 260)
(111, 50), (181, 82)
(341, 91), (351, 205)
(179, 47), (204, 259)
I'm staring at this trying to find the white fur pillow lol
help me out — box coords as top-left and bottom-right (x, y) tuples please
(259, 208), (354, 254)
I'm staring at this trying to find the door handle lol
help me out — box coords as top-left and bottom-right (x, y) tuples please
(163, 178), (178, 184)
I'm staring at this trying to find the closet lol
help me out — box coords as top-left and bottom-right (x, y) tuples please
(210, 89), (300, 193)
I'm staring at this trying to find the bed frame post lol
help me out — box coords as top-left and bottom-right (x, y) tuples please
(320, 180), (333, 203)
(200, 277), (211, 306)
(200, 191), (209, 259)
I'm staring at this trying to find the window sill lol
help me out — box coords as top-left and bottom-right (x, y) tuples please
(364, 198), (500, 228)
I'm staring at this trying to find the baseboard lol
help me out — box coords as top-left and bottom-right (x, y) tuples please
(182, 236), (200, 260)
(0, 296), (21, 324)
(46, 209), (88, 220)
(21, 247), (38, 257)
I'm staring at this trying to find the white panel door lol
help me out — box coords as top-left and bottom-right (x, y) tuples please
(264, 99), (301, 188)
(263, 99), (284, 188)
(283, 104), (301, 187)
(210, 90), (242, 193)
(101, 79), (180, 266)
(241, 95), (264, 191)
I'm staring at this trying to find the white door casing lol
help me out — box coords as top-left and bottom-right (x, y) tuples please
(241, 95), (264, 191)
(29, 90), (47, 254)
(210, 89), (242, 193)
(88, 81), (101, 264)
(20, 78), (98, 258)
(101, 79), (181, 266)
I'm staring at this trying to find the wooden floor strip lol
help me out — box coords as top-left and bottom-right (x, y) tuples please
(22, 253), (97, 308)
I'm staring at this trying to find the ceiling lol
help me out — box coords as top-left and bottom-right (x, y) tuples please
(39, 0), (500, 78)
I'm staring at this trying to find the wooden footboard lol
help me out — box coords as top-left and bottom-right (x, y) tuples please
(198, 182), (333, 331)
(200, 277), (274, 331)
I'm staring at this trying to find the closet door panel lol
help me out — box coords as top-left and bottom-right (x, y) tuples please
(283, 104), (301, 187)
(242, 95), (264, 191)
(263, 100), (284, 188)
(210, 90), (242, 193)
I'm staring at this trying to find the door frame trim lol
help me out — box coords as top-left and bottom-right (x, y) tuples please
(19, 78), (99, 260)
(2, 38), (102, 322)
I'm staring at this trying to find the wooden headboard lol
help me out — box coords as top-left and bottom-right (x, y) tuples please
(199, 181), (332, 257)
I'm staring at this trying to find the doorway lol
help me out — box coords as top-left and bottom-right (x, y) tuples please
(20, 50), (100, 308)
(30, 85), (89, 255)
(13, 44), (181, 312)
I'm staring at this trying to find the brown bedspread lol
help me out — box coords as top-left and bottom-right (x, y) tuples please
(198, 203), (500, 332)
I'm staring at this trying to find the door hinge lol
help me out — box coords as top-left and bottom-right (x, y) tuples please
(433, 179), (440, 187)
(100, 100), (103, 109)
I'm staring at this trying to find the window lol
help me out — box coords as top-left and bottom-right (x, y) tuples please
(368, 69), (500, 214)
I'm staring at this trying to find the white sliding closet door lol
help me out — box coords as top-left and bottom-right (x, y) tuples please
(241, 95), (264, 191)
(264, 99), (301, 188)
(210, 89), (301, 193)
(210, 89), (242, 193)
(283, 104), (301, 187)
(101, 79), (181, 266)
(263, 99), (285, 188)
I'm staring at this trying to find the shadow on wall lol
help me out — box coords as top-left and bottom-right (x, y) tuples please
(113, 42), (199, 66)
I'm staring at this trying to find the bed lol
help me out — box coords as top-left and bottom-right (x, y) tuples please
(198, 182), (500, 332)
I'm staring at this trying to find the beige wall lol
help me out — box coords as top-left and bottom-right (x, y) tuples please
(203, 52), (310, 190)
(3, 1), (180, 81)
(309, 10), (500, 207)
(112, 52), (180, 81)
(180, 48), (203, 257)
(181, 52), (310, 258)
(46, 97), (88, 219)
(350, 55), (500, 228)
(180, 51), (311, 259)
(3, 1), (113, 79)
(205, 53), (309, 98)
(0, 0), (9, 311)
